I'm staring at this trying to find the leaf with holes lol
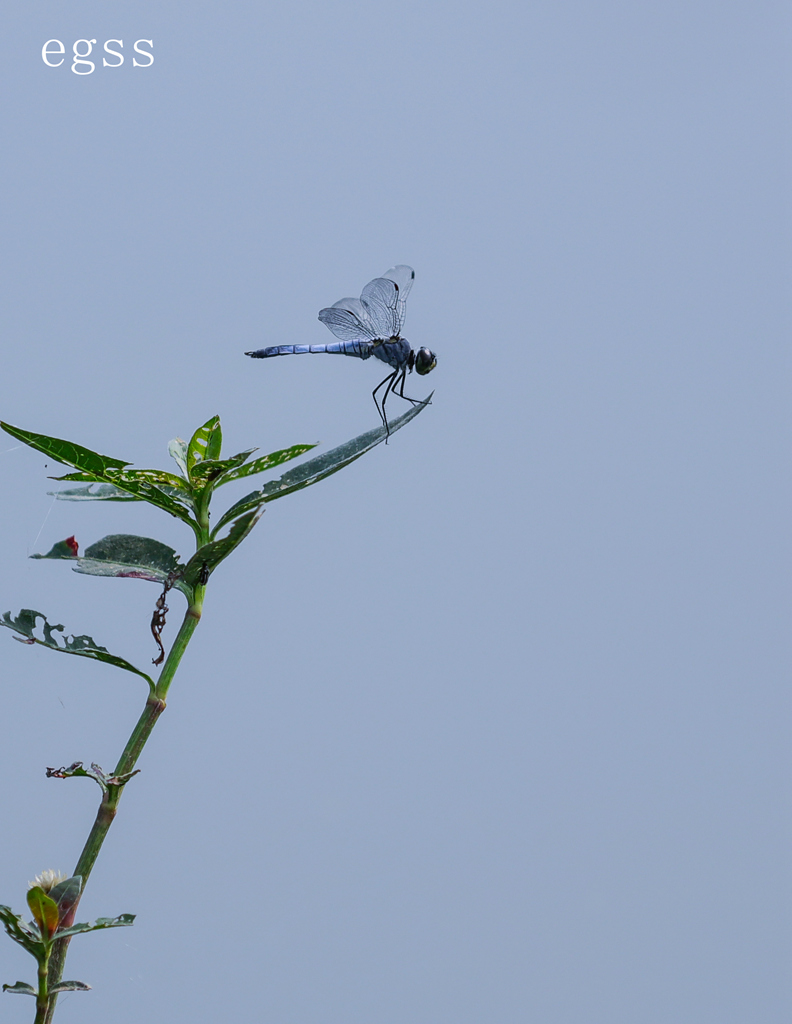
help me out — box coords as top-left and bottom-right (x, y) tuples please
(187, 415), (222, 473)
(0, 610), (155, 690)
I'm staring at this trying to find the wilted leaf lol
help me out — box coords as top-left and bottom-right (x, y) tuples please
(46, 762), (140, 793)
(211, 396), (432, 535)
(0, 423), (130, 476)
(168, 438), (189, 478)
(48, 483), (139, 502)
(26, 887), (59, 940)
(0, 610), (155, 690)
(30, 537), (79, 560)
(50, 980), (91, 993)
(55, 913), (135, 940)
(2, 981), (36, 995)
(182, 509), (264, 589)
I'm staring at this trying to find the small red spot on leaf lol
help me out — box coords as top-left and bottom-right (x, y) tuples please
(65, 536), (79, 556)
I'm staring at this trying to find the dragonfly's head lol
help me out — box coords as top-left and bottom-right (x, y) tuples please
(414, 347), (437, 376)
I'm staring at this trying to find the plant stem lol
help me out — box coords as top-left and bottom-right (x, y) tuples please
(42, 589), (205, 1023)
(34, 946), (50, 1024)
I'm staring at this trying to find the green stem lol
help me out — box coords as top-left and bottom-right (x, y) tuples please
(34, 946), (51, 1024)
(42, 589), (205, 1023)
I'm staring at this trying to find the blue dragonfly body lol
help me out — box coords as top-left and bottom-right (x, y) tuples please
(245, 265), (437, 432)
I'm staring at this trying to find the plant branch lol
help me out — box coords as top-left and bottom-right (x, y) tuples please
(42, 590), (205, 1023)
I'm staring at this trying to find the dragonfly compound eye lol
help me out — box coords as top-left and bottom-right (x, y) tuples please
(414, 348), (437, 375)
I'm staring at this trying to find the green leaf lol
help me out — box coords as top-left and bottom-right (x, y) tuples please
(53, 468), (192, 499)
(187, 416), (222, 473)
(76, 535), (180, 580)
(182, 509), (264, 589)
(190, 449), (257, 484)
(2, 981), (37, 995)
(168, 438), (189, 478)
(216, 444), (316, 485)
(0, 610), (155, 691)
(0, 422), (130, 476)
(49, 481), (195, 528)
(212, 395), (432, 536)
(0, 906), (43, 957)
(55, 913), (135, 940)
(0, 421), (198, 529)
(49, 483), (139, 502)
(71, 535), (189, 597)
(94, 476), (196, 528)
(51, 981), (91, 993)
(29, 537), (79, 560)
(26, 888), (59, 940)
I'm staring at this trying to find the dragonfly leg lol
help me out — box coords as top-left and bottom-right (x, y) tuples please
(372, 370), (399, 438)
(393, 366), (430, 407)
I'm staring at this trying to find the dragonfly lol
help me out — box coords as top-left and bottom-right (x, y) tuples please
(245, 265), (437, 434)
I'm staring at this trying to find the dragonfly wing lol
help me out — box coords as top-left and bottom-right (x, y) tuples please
(318, 297), (379, 341)
(361, 265), (414, 337)
(361, 278), (400, 338)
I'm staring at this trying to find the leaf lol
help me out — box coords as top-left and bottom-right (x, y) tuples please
(2, 981), (36, 995)
(216, 444), (316, 485)
(92, 476), (196, 528)
(49, 483), (139, 502)
(27, 887), (59, 940)
(182, 509), (264, 589)
(0, 422), (130, 476)
(190, 449), (257, 484)
(49, 877), (82, 930)
(0, 422), (197, 528)
(0, 906), (44, 957)
(46, 762), (140, 793)
(168, 438), (189, 478)
(0, 610), (155, 690)
(77, 535), (181, 580)
(211, 395), (432, 535)
(50, 981), (91, 993)
(187, 416), (222, 473)
(30, 537), (79, 560)
(55, 913), (135, 940)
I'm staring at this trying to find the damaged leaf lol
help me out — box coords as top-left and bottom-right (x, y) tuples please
(0, 610), (155, 690)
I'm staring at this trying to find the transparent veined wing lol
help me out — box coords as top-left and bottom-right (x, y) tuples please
(361, 265), (414, 338)
(382, 265), (414, 333)
(318, 297), (379, 341)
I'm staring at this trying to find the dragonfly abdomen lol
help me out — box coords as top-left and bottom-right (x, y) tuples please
(245, 342), (373, 360)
